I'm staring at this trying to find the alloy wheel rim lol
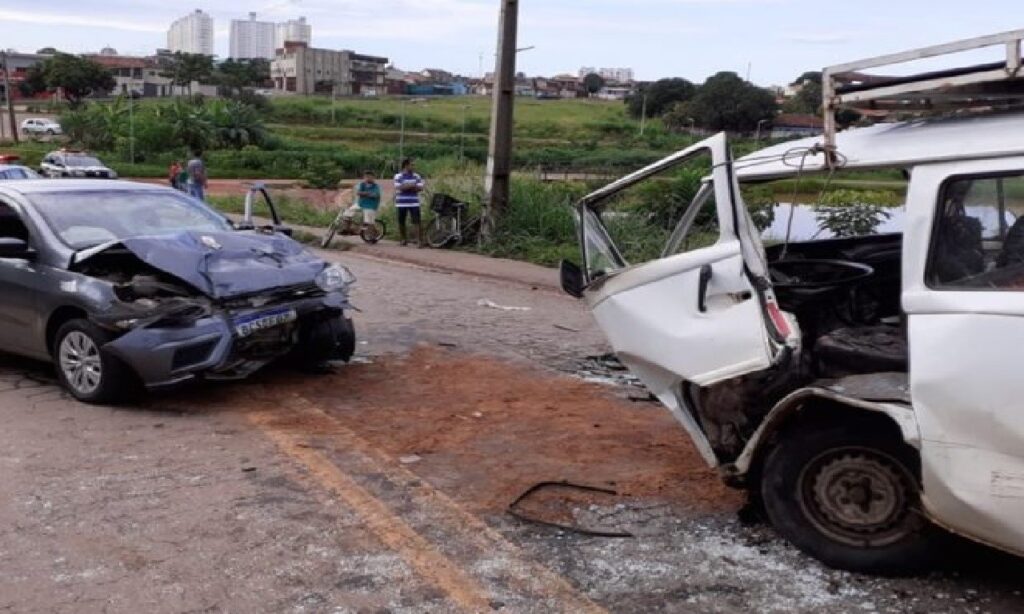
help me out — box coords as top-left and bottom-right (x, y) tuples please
(58, 331), (102, 396)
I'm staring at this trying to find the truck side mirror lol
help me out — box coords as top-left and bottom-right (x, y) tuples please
(560, 260), (584, 298)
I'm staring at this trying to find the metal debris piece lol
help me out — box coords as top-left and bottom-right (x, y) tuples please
(507, 480), (634, 538)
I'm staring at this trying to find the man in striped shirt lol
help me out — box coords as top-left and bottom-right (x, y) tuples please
(394, 158), (426, 247)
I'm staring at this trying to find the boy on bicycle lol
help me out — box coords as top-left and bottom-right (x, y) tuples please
(341, 170), (382, 231)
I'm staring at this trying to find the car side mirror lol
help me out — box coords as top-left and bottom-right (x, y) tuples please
(560, 259), (584, 298)
(0, 237), (36, 260)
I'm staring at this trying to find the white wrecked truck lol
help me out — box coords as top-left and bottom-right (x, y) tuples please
(562, 30), (1024, 573)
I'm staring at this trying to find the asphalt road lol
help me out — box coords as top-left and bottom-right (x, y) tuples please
(1, 248), (1022, 613)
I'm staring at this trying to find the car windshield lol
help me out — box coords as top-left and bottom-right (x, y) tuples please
(64, 156), (103, 167)
(28, 190), (232, 249)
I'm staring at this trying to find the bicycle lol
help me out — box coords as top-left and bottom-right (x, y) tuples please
(322, 206), (387, 247)
(427, 193), (481, 248)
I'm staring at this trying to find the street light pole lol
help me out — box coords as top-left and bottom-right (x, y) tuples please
(755, 118), (769, 143)
(128, 91), (135, 165)
(639, 93), (647, 136)
(399, 98), (406, 163)
(482, 0), (519, 242)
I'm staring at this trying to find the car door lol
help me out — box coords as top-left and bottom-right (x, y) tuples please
(0, 199), (42, 354)
(903, 158), (1024, 556)
(576, 133), (794, 464)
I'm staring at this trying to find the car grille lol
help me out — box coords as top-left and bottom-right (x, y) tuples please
(171, 340), (219, 372)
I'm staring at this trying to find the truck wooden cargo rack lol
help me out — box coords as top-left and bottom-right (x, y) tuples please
(823, 29), (1024, 155)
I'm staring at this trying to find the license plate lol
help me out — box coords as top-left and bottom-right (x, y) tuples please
(233, 308), (297, 338)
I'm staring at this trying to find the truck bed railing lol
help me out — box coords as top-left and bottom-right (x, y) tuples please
(823, 29), (1024, 157)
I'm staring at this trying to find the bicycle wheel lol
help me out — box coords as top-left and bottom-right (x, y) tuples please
(360, 221), (386, 244)
(321, 213), (343, 248)
(428, 215), (458, 248)
(461, 215), (483, 245)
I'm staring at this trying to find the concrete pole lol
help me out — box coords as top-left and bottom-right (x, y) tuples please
(1, 52), (19, 144)
(482, 0), (518, 242)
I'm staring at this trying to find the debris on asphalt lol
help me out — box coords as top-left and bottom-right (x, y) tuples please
(399, 454), (422, 465)
(553, 324), (580, 332)
(477, 298), (532, 312)
(508, 481), (634, 538)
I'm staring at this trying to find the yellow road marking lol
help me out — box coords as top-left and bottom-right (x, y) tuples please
(247, 392), (606, 614)
(252, 418), (494, 612)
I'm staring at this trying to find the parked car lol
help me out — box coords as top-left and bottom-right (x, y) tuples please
(20, 118), (62, 136)
(0, 180), (357, 403)
(0, 165), (40, 180)
(562, 32), (1024, 574)
(40, 150), (117, 179)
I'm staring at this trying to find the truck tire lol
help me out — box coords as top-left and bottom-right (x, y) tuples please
(53, 319), (135, 404)
(760, 423), (935, 575)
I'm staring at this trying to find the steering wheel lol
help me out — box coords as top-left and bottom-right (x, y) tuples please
(769, 259), (874, 289)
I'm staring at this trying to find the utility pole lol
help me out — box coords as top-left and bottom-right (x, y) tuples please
(1, 52), (19, 144)
(128, 91), (135, 165)
(482, 0), (518, 242)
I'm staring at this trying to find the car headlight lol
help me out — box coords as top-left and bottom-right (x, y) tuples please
(71, 169), (85, 176)
(315, 263), (356, 291)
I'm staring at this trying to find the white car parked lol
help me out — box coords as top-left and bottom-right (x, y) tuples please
(563, 31), (1024, 575)
(20, 118), (62, 137)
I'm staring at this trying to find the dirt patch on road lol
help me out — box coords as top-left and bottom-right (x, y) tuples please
(262, 347), (742, 516)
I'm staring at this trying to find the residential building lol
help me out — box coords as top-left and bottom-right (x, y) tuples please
(271, 43), (387, 96)
(85, 52), (216, 98)
(276, 17), (312, 49)
(230, 13), (276, 60)
(419, 68), (454, 84)
(595, 83), (635, 101)
(770, 113), (824, 139)
(0, 51), (52, 101)
(168, 9), (214, 56)
(549, 74), (584, 98)
(578, 66), (635, 83)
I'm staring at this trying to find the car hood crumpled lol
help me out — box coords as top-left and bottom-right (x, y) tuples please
(75, 230), (330, 299)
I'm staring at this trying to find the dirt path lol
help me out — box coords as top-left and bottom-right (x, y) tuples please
(1, 249), (1022, 613)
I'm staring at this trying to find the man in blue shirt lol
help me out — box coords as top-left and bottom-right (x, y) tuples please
(393, 158), (425, 247)
(341, 170), (382, 233)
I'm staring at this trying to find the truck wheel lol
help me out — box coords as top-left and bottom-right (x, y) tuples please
(760, 424), (935, 575)
(53, 319), (135, 404)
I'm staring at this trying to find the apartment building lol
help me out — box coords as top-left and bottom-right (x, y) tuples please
(167, 9), (214, 56)
(230, 13), (276, 60)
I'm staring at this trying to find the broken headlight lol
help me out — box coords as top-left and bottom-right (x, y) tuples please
(315, 263), (356, 292)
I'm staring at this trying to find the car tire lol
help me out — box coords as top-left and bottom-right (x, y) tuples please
(760, 423), (935, 575)
(53, 319), (135, 404)
(46, 129), (55, 136)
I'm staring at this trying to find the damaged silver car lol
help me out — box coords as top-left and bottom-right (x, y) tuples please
(0, 180), (356, 403)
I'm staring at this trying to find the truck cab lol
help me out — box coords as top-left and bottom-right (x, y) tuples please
(563, 30), (1024, 573)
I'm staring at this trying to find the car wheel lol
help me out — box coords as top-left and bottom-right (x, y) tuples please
(760, 423), (935, 575)
(53, 319), (135, 404)
(46, 129), (55, 136)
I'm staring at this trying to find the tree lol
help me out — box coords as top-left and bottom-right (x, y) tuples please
(19, 53), (115, 108)
(676, 71), (777, 132)
(582, 73), (605, 96)
(215, 58), (271, 96)
(36, 47), (60, 55)
(160, 52), (214, 97)
(627, 78), (696, 118)
(783, 71), (823, 115)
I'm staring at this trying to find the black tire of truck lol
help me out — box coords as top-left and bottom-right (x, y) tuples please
(760, 423), (936, 575)
(53, 319), (137, 405)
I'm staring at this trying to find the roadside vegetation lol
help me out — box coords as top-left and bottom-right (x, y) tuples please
(3, 53), (906, 267)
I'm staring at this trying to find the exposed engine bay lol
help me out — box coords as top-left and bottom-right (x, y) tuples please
(693, 234), (906, 459)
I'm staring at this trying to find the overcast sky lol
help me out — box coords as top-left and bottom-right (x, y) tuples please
(0, 0), (1018, 85)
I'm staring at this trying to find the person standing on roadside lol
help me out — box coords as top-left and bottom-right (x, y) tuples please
(186, 150), (208, 201)
(394, 158), (425, 247)
(168, 160), (182, 190)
